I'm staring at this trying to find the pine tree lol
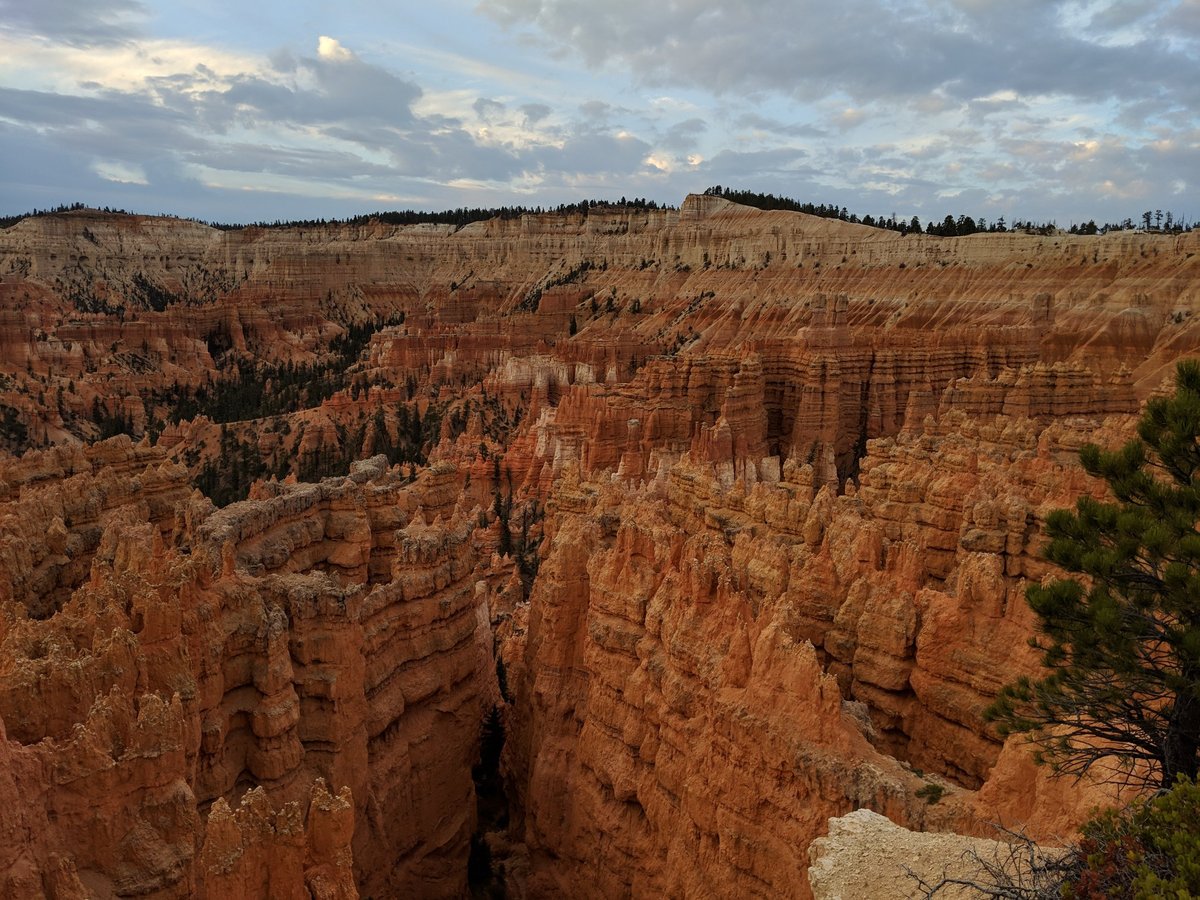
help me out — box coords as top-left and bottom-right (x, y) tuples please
(987, 360), (1200, 788)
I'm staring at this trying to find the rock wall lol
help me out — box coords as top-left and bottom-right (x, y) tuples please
(2, 195), (1197, 454)
(0, 448), (494, 898)
(498, 407), (1126, 895)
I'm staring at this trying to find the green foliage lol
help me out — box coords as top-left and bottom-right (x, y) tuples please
(517, 287), (541, 313)
(165, 316), (401, 425)
(513, 500), (542, 596)
(924, 213), (983, 237)
(0, 403), (29, 451)
(1065, 778), (1200, 899)
(986, 360), (1200, 789)
(196, 424), (269, 506)
(192, 399), (438, 508)
(914, 782), (945, 805)
(467, 705), (508, 897)
(366, 403), (440, 470)
(703, 185), (927, 234)
(129, 272), (179, 312)
(91, 398), (134, 439)
(494, 486), (513, 557)
(698, 186), (1169, 235)
(909, 781), (1200, 898)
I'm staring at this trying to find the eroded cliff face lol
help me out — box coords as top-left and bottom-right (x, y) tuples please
(2, 196), (1194, 457)
(499, 409), (1140, 896)
(0, 443), (494, 898)
(1, 196), (1198, 897)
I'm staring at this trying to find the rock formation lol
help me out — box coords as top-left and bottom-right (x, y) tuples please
(808, 809), (1065, 900)
(1, 196), (1197, 896)
(0, 448), (494, 897)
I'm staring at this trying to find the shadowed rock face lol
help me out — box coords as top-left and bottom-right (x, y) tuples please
(0, 197), (1197, 897)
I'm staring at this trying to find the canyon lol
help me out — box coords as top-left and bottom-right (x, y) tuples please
(0, 195), (1197, 897)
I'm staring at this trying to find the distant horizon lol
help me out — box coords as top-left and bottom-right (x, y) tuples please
(1, 2), (1196, 228)
(2, 191), (1190, 235)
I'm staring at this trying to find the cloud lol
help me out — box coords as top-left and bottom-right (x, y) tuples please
(0, 18), (695, 221)
(317, 36), (355, 62)
(520, 102), (552, 125)
(967, 91), (1028, 120)
(834, 108), (866, 131)
(661, 117), (707, 151)
(0, 0), (146, 46)
(198, 41), (424, 132)
(93, 160), (148, 184)
(1, 1), (1195, 227)
(531, 129), (653, 176)
(698, 146), (815, 182)
(474, 97), (507, 122)
(478, 0), (1200, 110)
(195, 143), (400, 180)
(578, 100), (615, 121)
(733, 112), (825, 138)
(0, 85), (206, 166)
(0, 33), (502, 215)
(1164, 0), (1200, 37)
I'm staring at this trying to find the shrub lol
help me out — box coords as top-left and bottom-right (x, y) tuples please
(1065, 778), (1200, 899)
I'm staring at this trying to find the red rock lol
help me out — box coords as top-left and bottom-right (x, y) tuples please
(2, 198), (1199, 896)
(0, 449), (494, 897)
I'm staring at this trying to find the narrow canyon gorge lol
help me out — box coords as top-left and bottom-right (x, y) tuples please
(0, 194), (1197, 897)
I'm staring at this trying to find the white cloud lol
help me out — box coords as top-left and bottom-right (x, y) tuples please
(317, 36), (354, 63)
(0, 34), (262, 94)
(644, 154), (672, 173)
(93, 160), (147, 184)
(479, 0), (1200, 110)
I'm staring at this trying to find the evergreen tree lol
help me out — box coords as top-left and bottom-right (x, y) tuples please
(987, 360), (1200, 788)
(495, 488), (513, 557)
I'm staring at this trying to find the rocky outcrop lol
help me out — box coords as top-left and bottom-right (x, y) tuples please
(199, 780), (357, 900)
(808, 809), (1065, 900)
(501, 475), (926, 898)
(496, 385), (1144, 894)
(0, 448), (494, 898)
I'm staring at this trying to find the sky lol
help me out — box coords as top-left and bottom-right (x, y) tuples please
(0, 0), (1197, 225)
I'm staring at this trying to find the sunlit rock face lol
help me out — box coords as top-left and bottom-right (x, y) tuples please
(0, 197), (1196, 897)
